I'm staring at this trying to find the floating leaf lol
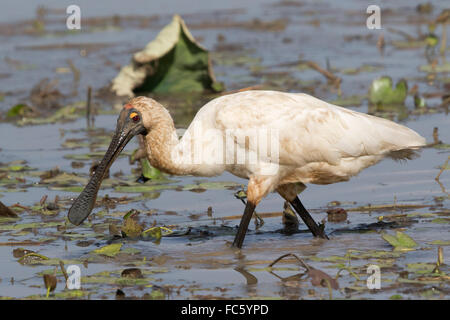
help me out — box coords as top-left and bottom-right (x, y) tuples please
(92, 243), (123, 257)
(414, 94), (427, 108)
(391, 40), (426, 49)
(12, 248), (34, 258)
(326, 208), (347, 223)
(111, 14), (223, 96)
(182, 181), (240, 191)
(425, 34), (439, 47)
(308, 268), (339, 290)
(382, 231), (418, 251)
(340, 65), (382, 75)
(141, 159), (162, 180)
(121, 268), (143, 279)
(430, 240), (450, 246)
(53, 290), (87, 299)
(49, 186), (84, 193)
(431, 218), (450, 224)
(0, 201), (18, 218)
(64, 151), (130, 161)
(330, 95), (365, 107)
(148, 289), (165, 300)
(420, 62), (450, 73)
(18, 252), (49, 265)
(6, 104), (31, 118)
(369, 77), (408, 105)
(121, 216), (143, 238)
(114, 184), (176, 193)
(43, 274), (57, 297)
(142, 226), (162, 240)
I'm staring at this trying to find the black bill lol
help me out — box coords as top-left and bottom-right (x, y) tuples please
(68, 108), (145, 225)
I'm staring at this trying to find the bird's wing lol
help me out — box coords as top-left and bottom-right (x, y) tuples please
(214, 90), (426, 167)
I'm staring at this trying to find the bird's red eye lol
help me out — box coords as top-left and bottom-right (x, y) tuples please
(132, 115), (140, 122)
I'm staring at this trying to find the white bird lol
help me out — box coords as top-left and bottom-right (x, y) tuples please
(68, 90), (426, 248)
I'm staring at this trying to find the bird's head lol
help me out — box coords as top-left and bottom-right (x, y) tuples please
(67, 96), (163, 226)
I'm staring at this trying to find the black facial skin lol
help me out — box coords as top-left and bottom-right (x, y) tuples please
(68, 108), (147, 226)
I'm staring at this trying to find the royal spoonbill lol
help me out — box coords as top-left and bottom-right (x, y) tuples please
(68, 90), (426, 248)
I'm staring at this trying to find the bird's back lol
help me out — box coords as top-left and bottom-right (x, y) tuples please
(187, 90), (426, 183)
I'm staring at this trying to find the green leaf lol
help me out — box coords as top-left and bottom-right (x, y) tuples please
(6, 104), (30, 118)
(114, 184), (177, 193)
(111, 14), (223, 96)
(396, 231), (418, 248)
(141, 159), (162, 180)
(425, 34), (439, 47)
(182, 181), (240, 191)
(429, 240), (450, 246)
(431, 218), (450, 224)
(53, 290), (87, 299)
(148, 289), (165, 300)
(330, 95), (366, 107)
(142, 226), (162, 240)
(368, 76), (408, 105)
(419, 62), (450, 73)
(382, 231), (418, 251)
(414, 95), (427, 108)
(92, 243), (122, 257)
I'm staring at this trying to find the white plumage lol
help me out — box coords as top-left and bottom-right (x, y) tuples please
(174, 90), (425, 186)
(69, 90), (426, 247)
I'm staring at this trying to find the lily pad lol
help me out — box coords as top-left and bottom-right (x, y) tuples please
(369, 77), (408, 105)
(141, 159), (163, 180)
(182, 181), (240, 191)
(53, 290), (87, 299)
(420, 62), (450, 73)
(330, 95), (365, 107)
(111, 14), (223, 96)
(92, 243), (123, 257)
(114, 184), (177, 193)
(0, 201), (18, 218)
(382, 231), (418, 251)
(6, 104), (32, 118)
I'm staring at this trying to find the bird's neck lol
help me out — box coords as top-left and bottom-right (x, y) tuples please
(144, 113), (194, 176)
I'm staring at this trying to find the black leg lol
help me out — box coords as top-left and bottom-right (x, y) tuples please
(232, 201), (256, 248)
(290, 197), (329, 239)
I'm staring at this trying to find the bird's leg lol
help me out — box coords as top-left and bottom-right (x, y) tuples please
(277, 184), (328, 239)
(232, 177), (274, 248)
(290, 197), (329, 239)
(234, 189), (264, 228)
(232, 201), (256, 248)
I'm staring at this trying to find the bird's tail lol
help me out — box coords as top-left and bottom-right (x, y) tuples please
(386, 147), (423, 162)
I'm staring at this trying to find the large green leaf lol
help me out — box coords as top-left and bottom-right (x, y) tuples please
(92, 243), (123, 257)
(111, 15), (223, 96)
(382, 231), (418, 251)
(368, 76), (408, 105)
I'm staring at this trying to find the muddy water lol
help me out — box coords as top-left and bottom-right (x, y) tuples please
(0, 0), (449, 299)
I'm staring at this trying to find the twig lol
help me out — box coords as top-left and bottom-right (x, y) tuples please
(59, 260), (69, 283)
(303, 60), (340, 84)
(433, 127), (440, 144)
(301, 60), (341, 94)
(441, 22), (447, 55)
(10, 203), (31, 211)
(66, 59), (80, 96)
(435, 156), (449, 181)
(269, 253), (310, 271)
(387, 27), (416, 41)
(86, 86), (92, 128)
(39, 195), (47, 206)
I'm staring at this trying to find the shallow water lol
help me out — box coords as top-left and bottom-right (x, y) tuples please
(0, 0), (449, 300)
